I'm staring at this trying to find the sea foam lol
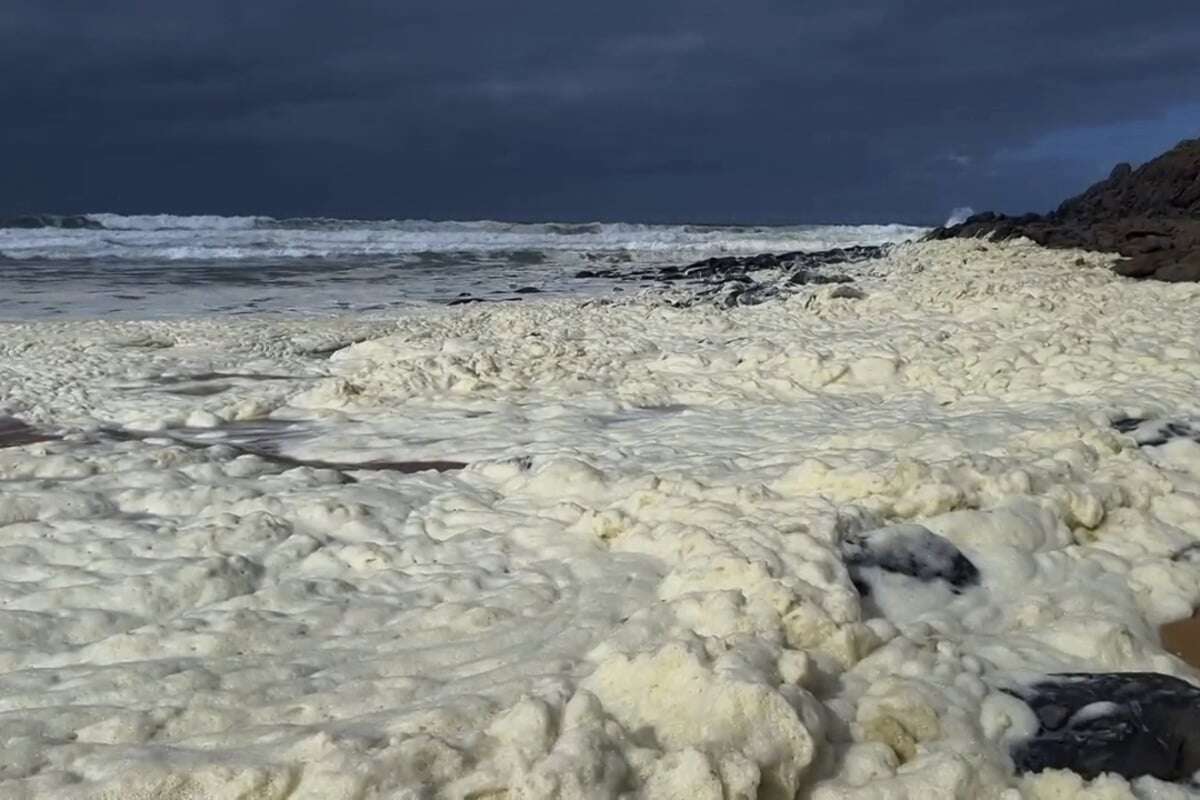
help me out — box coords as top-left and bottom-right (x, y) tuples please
(0, 239), (1198, 798)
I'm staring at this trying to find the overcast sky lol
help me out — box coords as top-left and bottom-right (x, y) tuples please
(4, 1), (1199, 224)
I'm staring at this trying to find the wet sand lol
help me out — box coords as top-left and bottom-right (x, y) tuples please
(1161, 609), (1200, 670)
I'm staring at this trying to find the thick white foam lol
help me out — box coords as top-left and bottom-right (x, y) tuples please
(1, 239), (1199, 798)
(86, 213), (274, 231)
(0, 215), (925, 261)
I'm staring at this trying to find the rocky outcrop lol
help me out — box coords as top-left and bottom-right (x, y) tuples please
(576, 245), (885, 308)
(928, 137), (1200, 281)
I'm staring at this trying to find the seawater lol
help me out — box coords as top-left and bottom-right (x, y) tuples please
(0, 215), (923, 318)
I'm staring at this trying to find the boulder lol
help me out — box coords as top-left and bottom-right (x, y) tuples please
(1007, 672), (1200, 783)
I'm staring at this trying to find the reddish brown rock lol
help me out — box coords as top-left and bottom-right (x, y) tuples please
(1161, 608), (1200, 671)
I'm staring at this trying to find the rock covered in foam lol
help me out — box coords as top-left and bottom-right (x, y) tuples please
(1112, 415), (1200, 448)
(841, 523), (981, 598)
(1006, 672), (1200, 783)
(573, 244), (886, 308)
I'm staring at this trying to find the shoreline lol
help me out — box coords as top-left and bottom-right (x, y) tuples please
(1, 238), (1199, 797)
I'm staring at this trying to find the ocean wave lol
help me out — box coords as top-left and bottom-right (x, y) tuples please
(0, 215), (927, 261)
(0, 214), (104, 230)
(86, 213), (274, 231)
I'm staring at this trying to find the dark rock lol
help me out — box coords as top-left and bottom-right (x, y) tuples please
(1122, 234), (1172, 255)
(819, 273), (855, 285)
(448, 297), (486, 306)
(1006, 672), (1200, 782)
(1110, 162), (1133, 181)
(1111, 255), (1163, 279)
(1111, 416), (1200, 447)
(567, 244), (888, 308)
(514, 286), (542, 294)
(787, 270), (855, 286)
(841, 524), (980, 597)
(717, 285), (779, 308)
(683, 256), (742, 279)
(0, 417), (58, 448)
(1111, 417), (1145, 433)
(1173, 545), (1200, 566)
(928, 138), (1200, 282)
(1149, 250), (1200, 282)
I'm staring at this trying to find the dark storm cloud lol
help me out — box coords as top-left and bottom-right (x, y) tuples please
(4, 0), (1199, 222)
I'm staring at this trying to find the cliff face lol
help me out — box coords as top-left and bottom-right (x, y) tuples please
(928, 138), (1200, 281)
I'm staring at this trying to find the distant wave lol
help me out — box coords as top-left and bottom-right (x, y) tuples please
(86, 213), (273, 231)
(0, 213), (927, 261)
(944, 207), (974, 227)
(0, 214), (104, 230)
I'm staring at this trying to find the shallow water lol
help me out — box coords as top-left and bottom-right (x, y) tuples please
(0, 216), (923, 319)
(0, 252), (599, 318)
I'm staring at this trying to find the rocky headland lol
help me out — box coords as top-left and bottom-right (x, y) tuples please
(928, 137), (1200, 281)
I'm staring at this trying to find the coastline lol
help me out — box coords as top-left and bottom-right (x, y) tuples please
(2, 238), (1200, 797)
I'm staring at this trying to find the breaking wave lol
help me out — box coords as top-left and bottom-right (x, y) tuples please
(0, 213), (927, 261)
